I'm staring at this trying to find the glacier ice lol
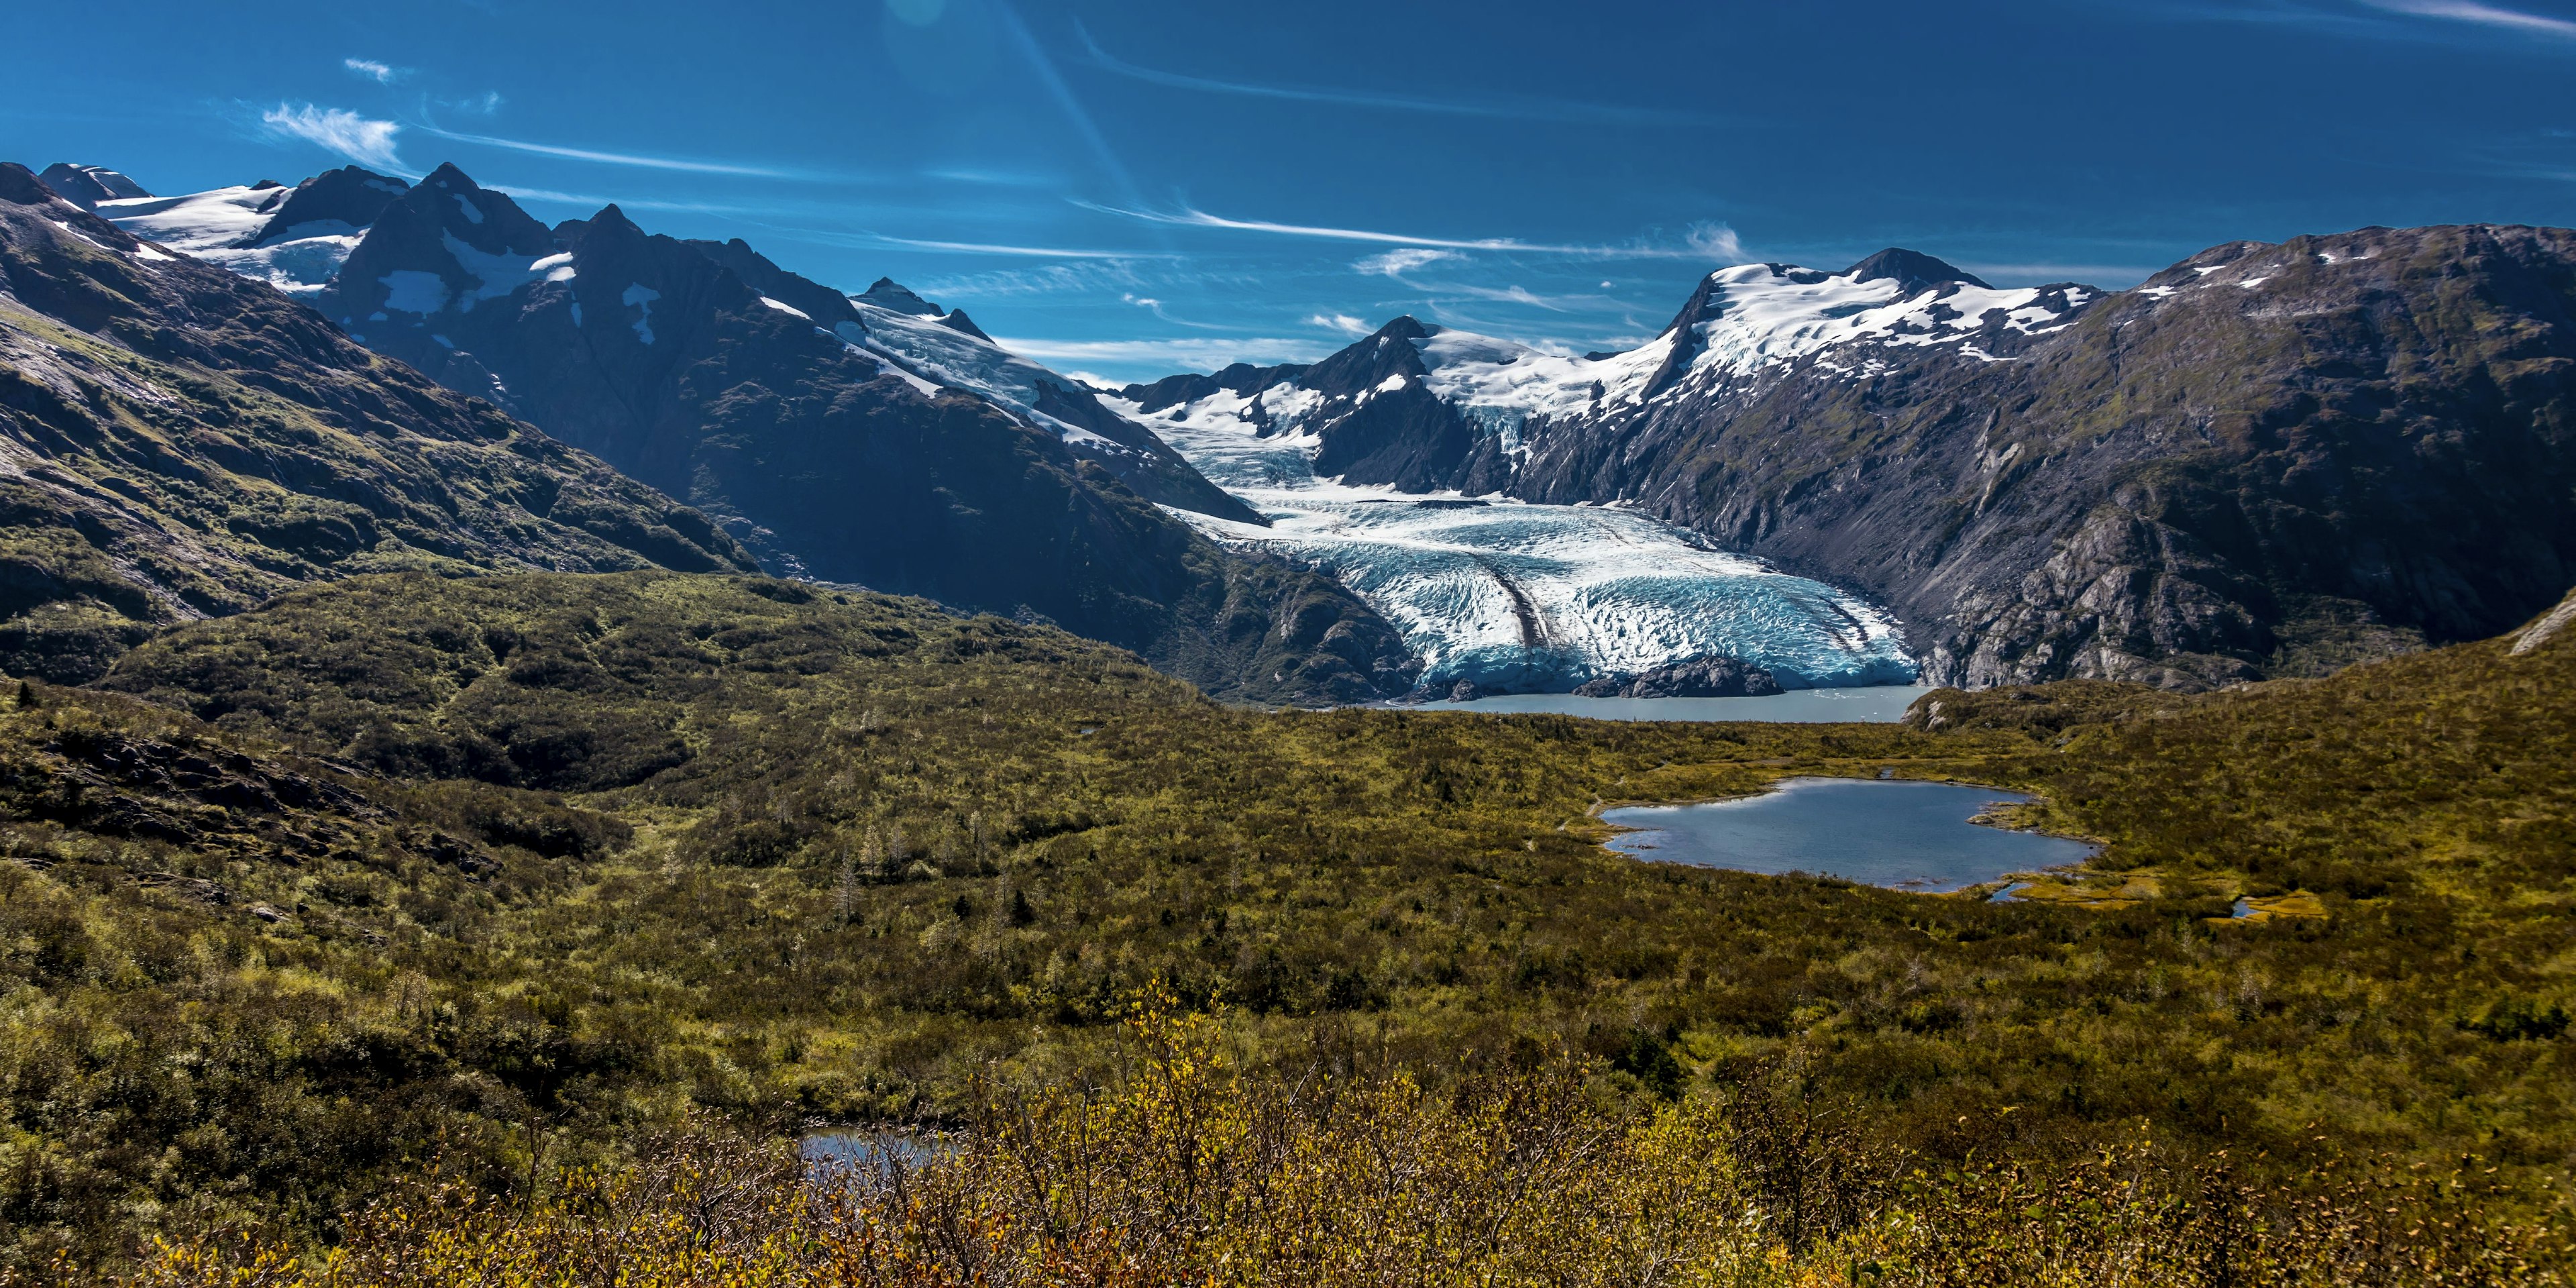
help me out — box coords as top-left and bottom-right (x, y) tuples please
(96, 186), (363, 299)
(1108, 386), (1919, 694)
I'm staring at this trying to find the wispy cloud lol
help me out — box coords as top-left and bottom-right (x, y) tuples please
(767, 224), (1179, 260)
(1355, 248), (1463, 275)
(443, 91), (506, 115)
(1082, 201), (1731, 260)
(990, 334), (1332, 372)
(420, 126), (810, 178)
(912, 261), (1161, 301)
(1122, 292), (1230, 329)
(1307, 313), (1373, 337)
(877, 234), (1169, 258)
(1354, 245), (1622, 314)
(1686, 221), (1744, 261)
(2118, 0), (2576, 41)
(261, 103), (407, 172)
(343, 58), (400, 84)
(1073, 21), (1729, 129)
(2358, 0), (2576, 36)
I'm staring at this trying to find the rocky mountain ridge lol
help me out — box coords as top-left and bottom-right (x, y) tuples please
(72, 160), (1410, 702)
(0, 162), (757, 682)
(1128, 229), (2576, 690)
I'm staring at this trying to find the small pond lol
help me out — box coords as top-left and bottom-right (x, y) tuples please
(1601, 777), (2096, 892)
(802, 1131), (941, 1179)
(1392, 685), (1932, 724)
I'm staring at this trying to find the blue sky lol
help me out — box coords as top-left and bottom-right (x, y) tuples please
(7, 0), (2575, 382)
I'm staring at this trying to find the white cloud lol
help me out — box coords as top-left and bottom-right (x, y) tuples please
(343, 58), (399, 84)
(261, 103), (406, 172)
(1082, 201), (1741, 261)
(989, 335), (1332, 372)
(1074, 21), (1729, 129)
(1354, 248), (1463, 276)
(420, 126), (808, 178)
(1686, 221), (1744, 262)
(1306, 313), (1371, 337)
(2359, 0), (2576, 36)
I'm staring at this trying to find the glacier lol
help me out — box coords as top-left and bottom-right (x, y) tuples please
(95, 186), (364, 297)
(1103, 382), (1919, 694)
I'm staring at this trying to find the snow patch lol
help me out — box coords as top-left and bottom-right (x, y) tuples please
(847, 297), (1115, 447)
(93, 186), (270, 252)
(759, 296), (812, 320)
(622, 283), (660, 345)
(47, 220), (115, 253)
(379, 270), (451, 314)
(454, 194), (484, 225)
(441, 233), (574, 310)
(96, 185), (364, 295)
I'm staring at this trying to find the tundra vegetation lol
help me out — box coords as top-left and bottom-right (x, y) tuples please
(1, 571), (2569, 1283)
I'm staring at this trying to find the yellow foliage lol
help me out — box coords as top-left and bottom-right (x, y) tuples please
(120, 998), (2570, 1288)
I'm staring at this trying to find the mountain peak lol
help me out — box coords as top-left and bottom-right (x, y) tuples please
(858, 278), (943, 317)
(0, 163), (61, 208)
(252, 165), (411, 246)
(1373, 315), (1437, 342)
(423, 162), (480, 191)
(36, 162), (151, 210)
(1843, 248), (1991, 293)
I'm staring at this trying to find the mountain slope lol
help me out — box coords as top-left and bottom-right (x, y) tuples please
(1159, 232), (2576, 690)
(0, 162), (755, 682)
(275, 162), (1404, 702)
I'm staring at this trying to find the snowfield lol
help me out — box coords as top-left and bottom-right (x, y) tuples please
(96, 186), (364, 297)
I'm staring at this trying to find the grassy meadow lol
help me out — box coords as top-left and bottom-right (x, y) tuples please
(1, 571), (2569, 1281)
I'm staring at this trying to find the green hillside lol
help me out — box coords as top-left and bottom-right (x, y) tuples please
(4, 571), (2571, 1277)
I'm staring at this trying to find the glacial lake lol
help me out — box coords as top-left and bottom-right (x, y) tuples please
(1601, 777), (2097, 892)
(1395, 685), (1932, 723)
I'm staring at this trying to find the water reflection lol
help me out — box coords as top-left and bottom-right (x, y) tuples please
(1603, 777), (2095, 893)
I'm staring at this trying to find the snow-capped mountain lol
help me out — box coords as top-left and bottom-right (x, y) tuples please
(0, 162), (755, 682)
(837, 277), (1259, 522)
(80, 163), (1247, 521)
(74, 159), (1407, 702)
(1122, 253), (2096, 494)
(35, 162), (149, 209)
(1132, 233), (2576, 692)
(86, 166), (409, 299)
(1091, 252), (2098, 696)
